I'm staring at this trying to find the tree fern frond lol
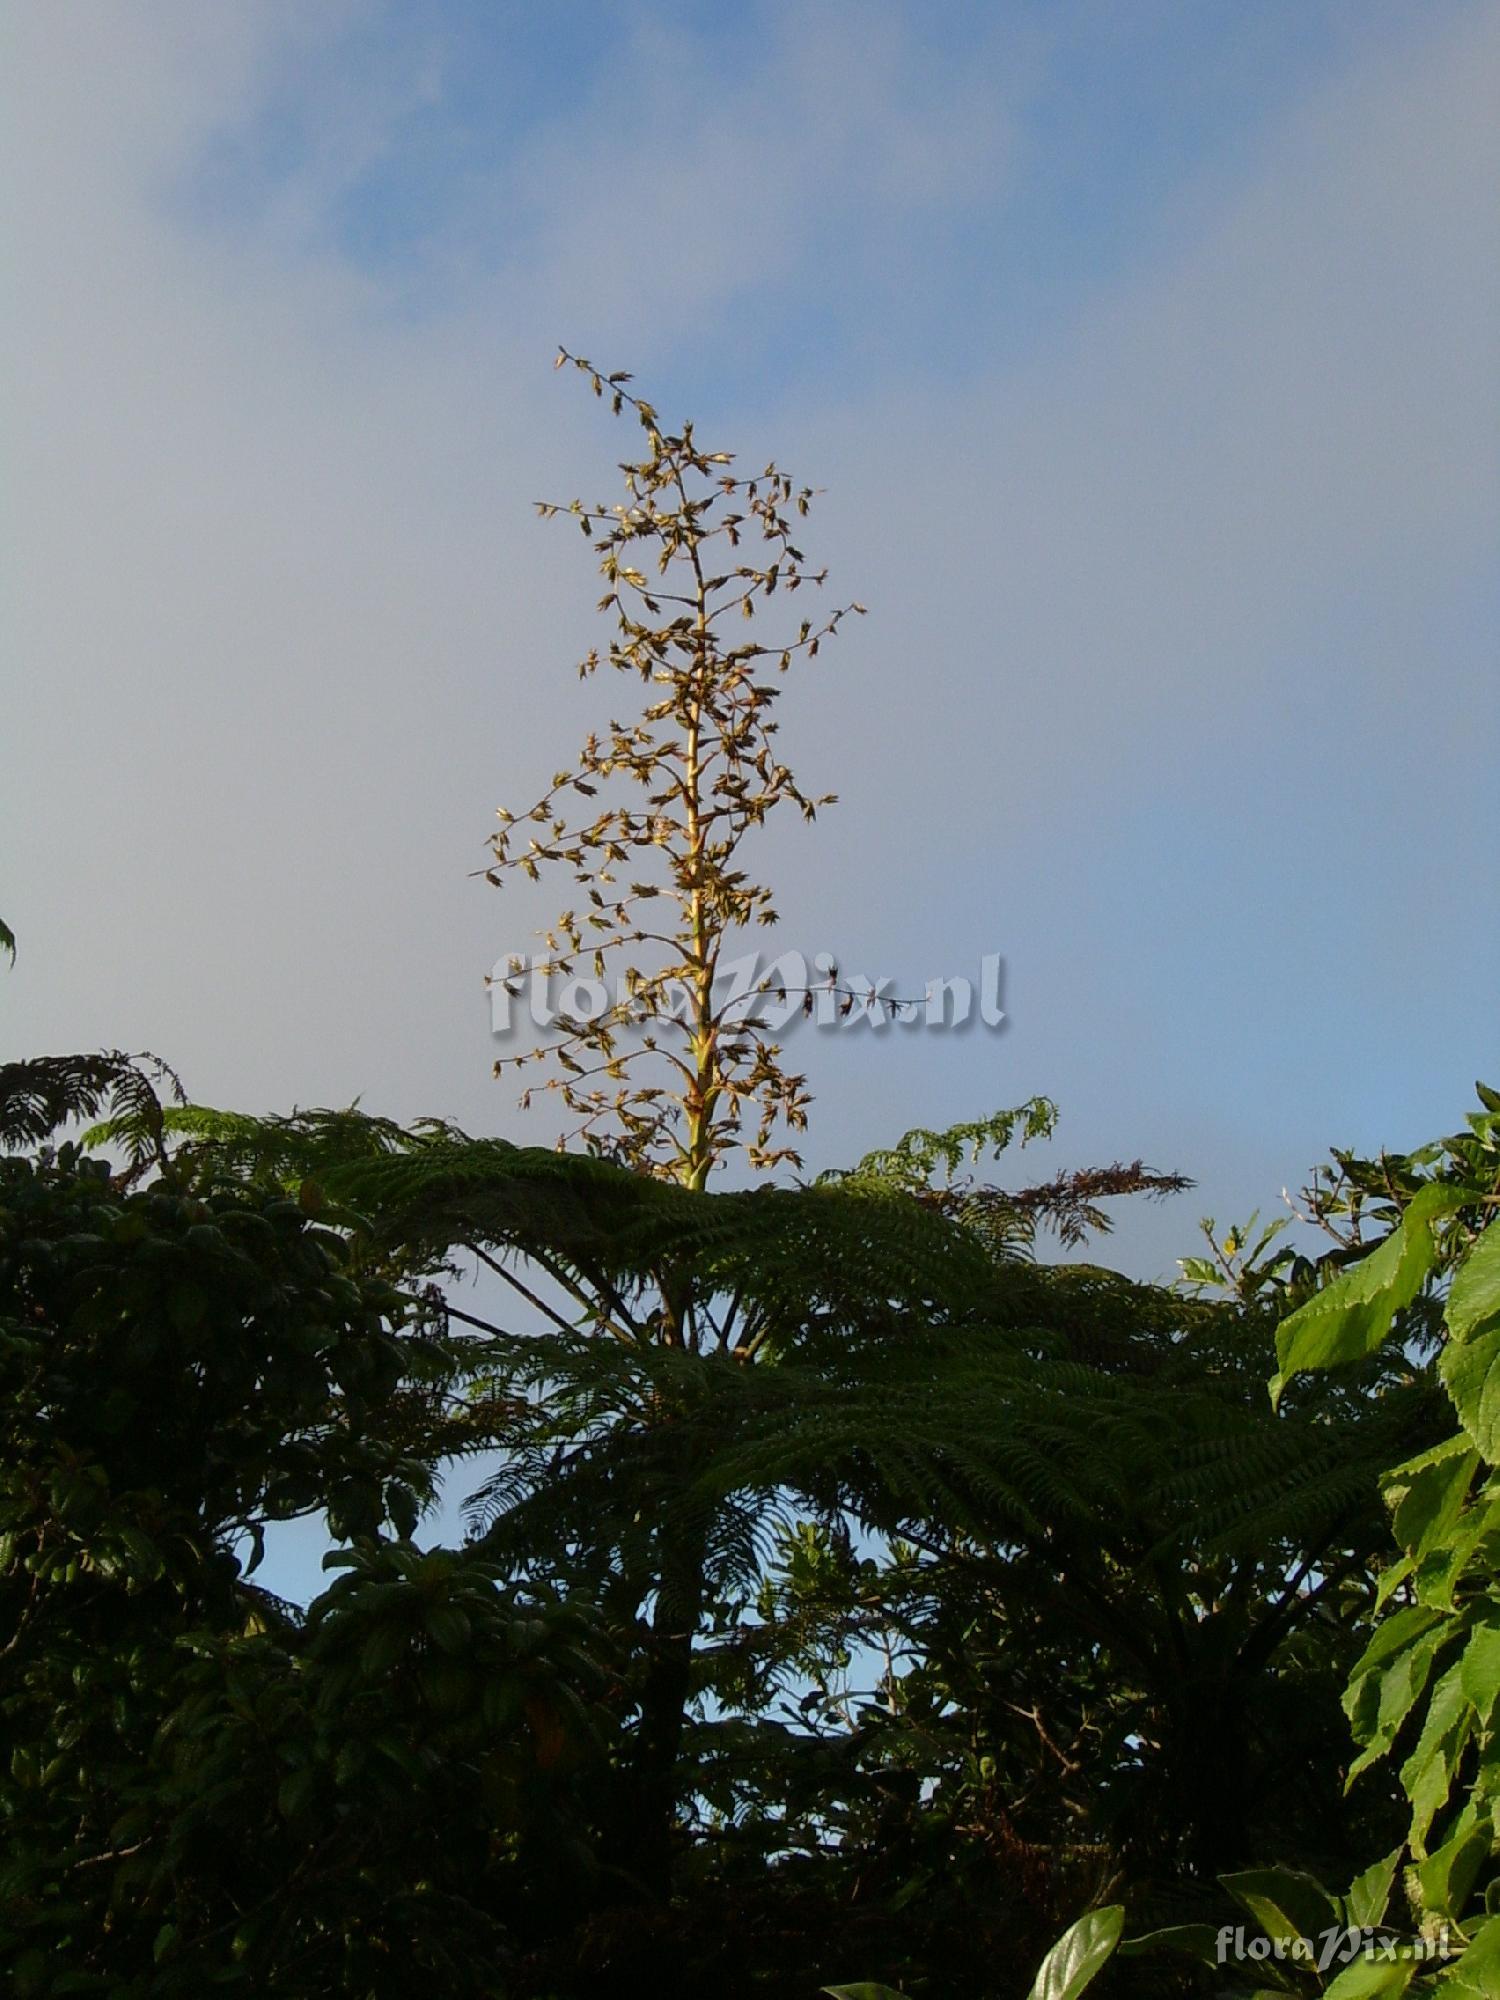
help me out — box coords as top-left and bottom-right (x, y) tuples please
(822, 1101), (1061, 1193)
(5, 1049), (183, 1160)
(816, 1103), (1192, 1254)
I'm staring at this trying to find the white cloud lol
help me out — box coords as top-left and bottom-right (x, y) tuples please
(2, 2), (1494, 1267)
(790, 0), (1499, 817)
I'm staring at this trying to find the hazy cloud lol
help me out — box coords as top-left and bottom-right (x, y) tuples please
(4, 1), (1495, 1284)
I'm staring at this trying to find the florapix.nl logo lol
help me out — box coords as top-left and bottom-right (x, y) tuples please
(487, 948), (1006, 1039)
(1215, 1923), (1456, 1974)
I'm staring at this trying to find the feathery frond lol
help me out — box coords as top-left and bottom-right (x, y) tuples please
(2, 1049), (183, 1162)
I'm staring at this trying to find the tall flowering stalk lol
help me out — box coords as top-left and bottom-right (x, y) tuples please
(487, 352), (862, 1187)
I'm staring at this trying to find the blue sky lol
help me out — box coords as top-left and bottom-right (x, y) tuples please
(4, 0), (1497, 1294)
(170, 2), (1462, 389)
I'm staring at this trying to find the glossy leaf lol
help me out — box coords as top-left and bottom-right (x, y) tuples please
(1441, 1324), (1500, 1460)
(1272, 1183), (1465, 1401)
(1449, 1221), (1500, 1344)
(1344, 1847), (1404, 1931)
(1025, 1906), (1125, 2000)
(1221, 1866), (1342, 1948)
(1321, 1956), (1415, 1997)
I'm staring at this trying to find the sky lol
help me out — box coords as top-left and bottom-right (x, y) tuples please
(5, 0), (1498, 1303)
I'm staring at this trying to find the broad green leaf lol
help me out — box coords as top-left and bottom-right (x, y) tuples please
(1436, 1911), (1500, 1992)
(276, 1767), (316, 1820)
(1440, 1325), (1500, 1460)
(1025, 1905), (1125, 2000)
(1449, 1221), (1500, 1343)
(1459, 1621), (1500, 1722)
(821, 1987), (910, 1999)
(357, 1622), (407, 1677)
(1387, 1436), (1481, 1564)
(1410, 1487), (1500, 1612)
(1345, 1617), (1447, 1779)
(1272, 1184), (1465, 1401)
(1374, 1553), (1417, 1613)
(1221, 1866), (1341, 1946)
(424, 1602), (472, 1653)
(1117, 1923), (1224, 1965)
(1346, 1602), (1449, 1691)
(1399, 1660), (1474, 1853)
(1414, 1802), (1490, 1920)
(1344, 1847), (1404, 1931)
(1321, 1957), (1415, 1998)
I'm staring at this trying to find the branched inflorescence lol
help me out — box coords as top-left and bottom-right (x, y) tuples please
(486, 352), (864, 1185)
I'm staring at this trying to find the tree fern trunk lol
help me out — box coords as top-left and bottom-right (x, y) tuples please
(629, 1513), (708, 1899)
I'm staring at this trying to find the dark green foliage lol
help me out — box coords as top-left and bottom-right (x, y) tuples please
(0, 1141), (447, 1547)
(6, 348), (1490, 1996)
(113, 1096), (1438, 1991)
(1, 1051), (183, 1163)
(1, 1539), (613, 1998)
(0, 1129), (613, 1997)
(7, 1041), (1475, 1996)
(1015, 1091), (1500, 1999)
